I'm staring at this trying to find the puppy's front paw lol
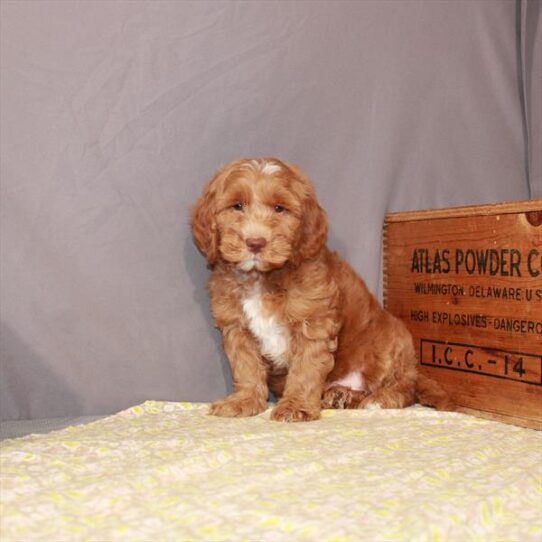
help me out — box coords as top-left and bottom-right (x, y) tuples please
(270, 399), (320, 422)
(209, 394), (267, 417)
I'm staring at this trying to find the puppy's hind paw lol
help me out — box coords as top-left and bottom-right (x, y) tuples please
(322, 386), (350, 409)
(322, 385), (367, 409)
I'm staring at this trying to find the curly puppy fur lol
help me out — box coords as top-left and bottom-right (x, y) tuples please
(192, 158), (454, 422)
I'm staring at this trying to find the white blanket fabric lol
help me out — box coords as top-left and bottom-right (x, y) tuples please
(1, 401), (541, 541)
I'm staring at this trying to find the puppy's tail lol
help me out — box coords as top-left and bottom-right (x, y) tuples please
(415, 373), (456, 411)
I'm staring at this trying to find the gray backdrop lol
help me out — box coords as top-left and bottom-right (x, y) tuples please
(1, 0), (540, 420)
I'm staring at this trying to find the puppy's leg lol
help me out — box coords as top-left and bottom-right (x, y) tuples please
(209, 326), (268, 417)
(268, 367), (287, 399)
(271, 338), (333, 422)
(358, 381), (416, 410)
(349, 314), (417, 410)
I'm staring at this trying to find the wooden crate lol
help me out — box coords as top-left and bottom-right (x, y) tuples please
(383, 200), (542, 429)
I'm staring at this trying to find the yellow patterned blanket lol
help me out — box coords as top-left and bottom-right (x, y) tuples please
(1, 401), (541, 541)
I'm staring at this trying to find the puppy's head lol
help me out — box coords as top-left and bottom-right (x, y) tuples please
(191, 158), (327, 271)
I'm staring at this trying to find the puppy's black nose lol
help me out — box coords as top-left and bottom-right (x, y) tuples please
(246, 237), (267, 253)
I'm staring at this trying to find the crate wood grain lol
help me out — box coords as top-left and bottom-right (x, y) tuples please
(383, 200), (542, 429)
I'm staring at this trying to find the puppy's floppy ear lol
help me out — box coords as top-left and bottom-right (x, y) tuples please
(191, 160), (245, 265)
(298, 192), (328, 260)
(287, 163), (328, 262)
(191, 180), (219, 266)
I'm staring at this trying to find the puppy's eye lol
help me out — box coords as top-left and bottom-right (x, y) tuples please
(274, 204), (286, 213)
(232, 202), (244, 211)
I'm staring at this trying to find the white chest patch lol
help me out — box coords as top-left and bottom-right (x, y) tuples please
(242, 286), (289, 367)
(326, 371), (365, 391)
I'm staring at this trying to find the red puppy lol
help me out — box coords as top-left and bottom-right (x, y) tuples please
(192, 158), (453, 421)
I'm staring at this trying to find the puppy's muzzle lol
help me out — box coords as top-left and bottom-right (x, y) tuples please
(246, 237), (267, 253)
